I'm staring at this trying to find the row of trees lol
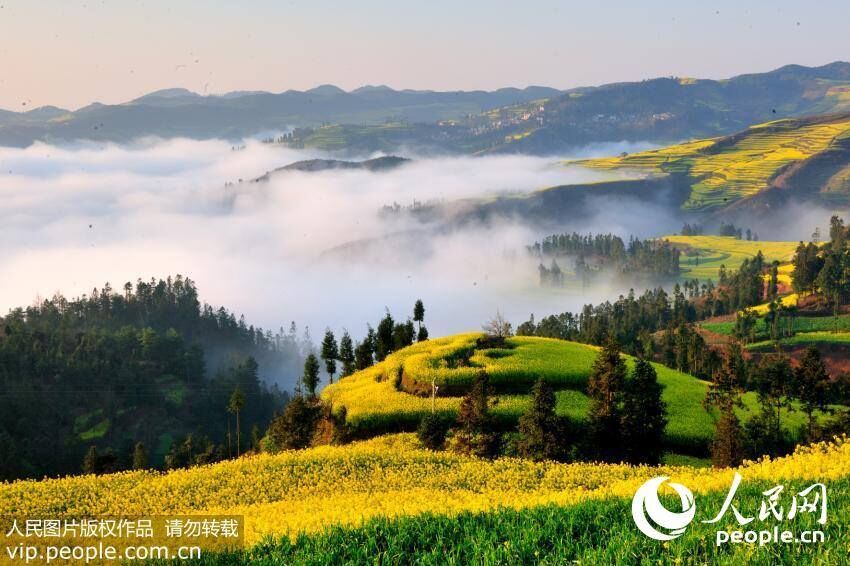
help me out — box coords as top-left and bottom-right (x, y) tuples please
(793, 216), (850, 311)
(416, 340), (668, 465)
(530, 232), (681, 284)
(706, 346), (842, 466)
(519, 251), (771, 356)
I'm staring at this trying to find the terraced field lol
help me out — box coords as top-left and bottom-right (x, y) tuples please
(576, 114), (850, 210)
(664, 235), (798, 280)
(703, 314), (850, 338)
(748, 331), (850, 351)
(322, 333), (834, 456)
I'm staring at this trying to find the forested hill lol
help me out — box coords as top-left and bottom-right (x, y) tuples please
(0, 276), (302, 480)
(277, 62), (850, 154)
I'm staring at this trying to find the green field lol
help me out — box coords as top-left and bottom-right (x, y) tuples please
(194, 476), (850, 565)
(663, 235), (798, 280)
(703, 314), (850, 339)
(748, 331), (850, 351)
(322, 333), (835, 456)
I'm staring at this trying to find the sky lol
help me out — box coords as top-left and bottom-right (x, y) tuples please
(0, 0), (848, 110)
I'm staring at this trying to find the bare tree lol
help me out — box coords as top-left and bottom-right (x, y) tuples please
(482, 310), (513, 338)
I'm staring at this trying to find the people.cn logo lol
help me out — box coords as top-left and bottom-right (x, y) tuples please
(631, 476), (696, 540)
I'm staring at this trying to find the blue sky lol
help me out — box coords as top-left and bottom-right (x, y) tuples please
(0, 0), (847, 109)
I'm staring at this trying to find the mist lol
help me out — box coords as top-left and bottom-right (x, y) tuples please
(9, 137), (806, 367)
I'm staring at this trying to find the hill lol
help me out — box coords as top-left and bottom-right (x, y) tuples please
(666, 235), (799, 280)
(1, 433), (847, 563)
(0, 277), (298, 480)
(575, 112), (850, 211)
(252, 155), (409, 181)
(477, 62), (850, 155)
(4, 63), (850, 153)
(321, 333), (830, 456)
(0, 85), (559, 147)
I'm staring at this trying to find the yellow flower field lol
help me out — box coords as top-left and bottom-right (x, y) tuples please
(1, 434), (848, 546)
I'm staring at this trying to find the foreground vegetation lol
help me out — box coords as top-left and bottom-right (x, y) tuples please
(2, 433), (848, 554)
(194, 477), (849, 565)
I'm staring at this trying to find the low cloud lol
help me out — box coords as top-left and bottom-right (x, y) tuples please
(0, 138), (674, 344)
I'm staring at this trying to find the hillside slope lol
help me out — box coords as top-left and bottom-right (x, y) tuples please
(575, 112), (850, 211)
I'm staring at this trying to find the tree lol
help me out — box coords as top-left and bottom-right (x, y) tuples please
(586, 339), (627, 461)
(747, 356), (795, 457)
(482, 310), (512, 339)
(302, 354), (321, 398)
(417, 413), (451, 450)
(794, 347), (832, 440)
(413, 299), (425, 333)
(767, 262), (779, 300)
(704, 357), (745, 467)
(266, 395), (321, 450)
(417, 325), (429, 342)
(516, 378), (564, 461)
(320, 330), (339, 384)
(339, 330), (355, 377)
(132, 442), (147, 470)
(83, 446), (100, 475)
(375, 311), (395, 361)
(621, 359), (667, 465)
(228, 386), (246, 457)
(450, 371), (500, 458)
(354, 326), (376, 370)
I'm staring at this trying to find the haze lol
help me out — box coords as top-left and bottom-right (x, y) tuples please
(1, 0), (848, 109)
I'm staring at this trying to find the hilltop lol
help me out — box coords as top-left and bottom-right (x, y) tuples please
(4, 62), (850, 153)
(568, 112), (850, 212)
(321, 333), (834, 457)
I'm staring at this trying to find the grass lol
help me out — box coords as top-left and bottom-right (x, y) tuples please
(78, 418), (110, 441)
(663, 235), (798, 280)
(748, 331), (850, 351)
(322, 333), (842, 456)
(576, 115), (850, 210)
(174, 454), (850, 565)
(703, 314), (850, 338)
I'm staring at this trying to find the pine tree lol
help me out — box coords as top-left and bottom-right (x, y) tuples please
(586, 339), (626, 462)
(320, 330), (339, 383)
(451, 371), (500, 458)
(375, 311), (395, 361)
(354, 326), (375, 370)
(621, 359), (667, 465)
(302, 354), (321, 398)
(339, 330), (355, 376)
(266, 395), (320, 450)
(794, 347), (831, 440)
(517, 378), (564, 461)
(413, 299), (425, 333)
(712, 398), (745, 467)
(132, 442), (147, 470)
(704, 356), (745, 467)
(83, 446), (99, 475)
(227, 386), (246, 457)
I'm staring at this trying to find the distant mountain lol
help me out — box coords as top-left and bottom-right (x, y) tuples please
(476, 62), (850, 154)
(3, 62), (850, 153)
(0, 85), (561, 147)
(287, 62), (850, 155)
